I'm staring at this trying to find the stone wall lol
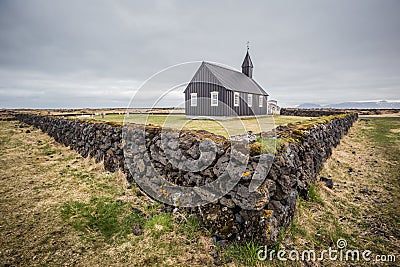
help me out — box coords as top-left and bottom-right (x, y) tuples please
(281, 108), (400, 117)
(280, 108), (347, 117)
(14, 112), (358, 245)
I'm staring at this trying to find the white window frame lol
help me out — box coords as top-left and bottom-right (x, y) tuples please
(190, 93), (197, 107)
(259, 95), (263, 107)
(210, 91), (219, 106)
(247, 94), (252, 107)
(234, 92), (240, 107)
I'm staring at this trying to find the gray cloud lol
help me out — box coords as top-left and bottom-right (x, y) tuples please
(0, 0), (399, 108)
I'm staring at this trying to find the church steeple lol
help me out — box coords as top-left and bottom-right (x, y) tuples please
(241, 43), (253, 78)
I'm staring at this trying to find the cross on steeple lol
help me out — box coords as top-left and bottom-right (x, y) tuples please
(246, 41), (250, 51)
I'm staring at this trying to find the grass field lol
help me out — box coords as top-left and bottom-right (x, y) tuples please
(89, 114), (311, 137)
(0, 116), (399, 266)
(0, 119), (214, 266)
(276, 117), (400, 266)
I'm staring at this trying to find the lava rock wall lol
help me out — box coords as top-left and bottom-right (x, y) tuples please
(280, 108), (347, 117)
(14, 112), (358, 245)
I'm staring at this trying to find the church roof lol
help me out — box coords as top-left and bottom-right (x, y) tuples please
(185, 61), (268, 96)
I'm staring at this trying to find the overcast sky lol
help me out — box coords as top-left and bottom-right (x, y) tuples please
(0, 0), (399, 108)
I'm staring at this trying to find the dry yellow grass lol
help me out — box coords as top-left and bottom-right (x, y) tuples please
(274, 118), (400, 266)
(0, 119), (214, 266)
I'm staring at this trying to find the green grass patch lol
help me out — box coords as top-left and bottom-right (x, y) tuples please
(362, 117), (400, 160)
(255, 136), (291, 154)
(61, 197), (144, 243)
(179, 214), (202, 240)
(288, 219), (307, 239)
(41, 143), (59, 156)
(308, 182), (324, 205)
(73, 171), (94, 181)
(224, 240), (263, 266)
(145, 213), (174, 238)
(0, 134), (12, 146)
(58, 155), (75, 162)
(144, 202), (161, 217)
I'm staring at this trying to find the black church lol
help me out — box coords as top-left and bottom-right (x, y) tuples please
(184, 49), (269, 118)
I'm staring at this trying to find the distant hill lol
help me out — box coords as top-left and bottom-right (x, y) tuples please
(297, 100), (400, 109)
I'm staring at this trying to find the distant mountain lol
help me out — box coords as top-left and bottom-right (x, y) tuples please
(297, 100), (400, 109)
(329, 100), (400, 109)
